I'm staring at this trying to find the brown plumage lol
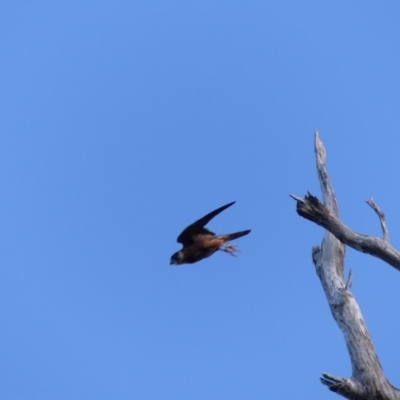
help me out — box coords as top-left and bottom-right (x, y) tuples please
(170, 202), (251, 265)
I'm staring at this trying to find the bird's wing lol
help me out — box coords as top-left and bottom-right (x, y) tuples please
(177, 201), (236, 246)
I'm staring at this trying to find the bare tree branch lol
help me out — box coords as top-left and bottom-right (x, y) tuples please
(366, 197), (389, 242)
(345, 269), (353, 291)
(291, 192), (400, 272)
(291, 131), (400, 399)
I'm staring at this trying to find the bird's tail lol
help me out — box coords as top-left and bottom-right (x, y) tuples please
(223, 230), (251, 242)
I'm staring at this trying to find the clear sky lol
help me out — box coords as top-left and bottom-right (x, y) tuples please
(1, 2), (400, 399)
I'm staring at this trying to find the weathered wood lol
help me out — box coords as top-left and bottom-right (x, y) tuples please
(291, 131), (400, 399)
(290, 193), (400, 272)
(366, 197), (389, 242)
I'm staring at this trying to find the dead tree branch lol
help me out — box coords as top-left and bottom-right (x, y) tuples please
(291, 131), (400, 399)
(289, 194), (400, 272)
(366, 197), (389, 242)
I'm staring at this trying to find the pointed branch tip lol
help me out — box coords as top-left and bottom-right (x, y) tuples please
(345, 269), (353, 290)
(289, 194), (304, 202)
(366, 198), (389, 242)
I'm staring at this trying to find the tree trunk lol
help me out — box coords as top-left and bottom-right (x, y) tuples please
(291, 132), (400, 400)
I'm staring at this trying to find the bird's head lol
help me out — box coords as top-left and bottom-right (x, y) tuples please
(170, 250), (185, 265)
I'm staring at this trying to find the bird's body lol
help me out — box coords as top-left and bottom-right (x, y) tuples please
(170, 202), (251, 265)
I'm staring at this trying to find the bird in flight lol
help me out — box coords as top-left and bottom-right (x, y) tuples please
(170, 201), (251, 265)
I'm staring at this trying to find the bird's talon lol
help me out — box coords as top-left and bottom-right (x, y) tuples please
(221, 243), (239, 257)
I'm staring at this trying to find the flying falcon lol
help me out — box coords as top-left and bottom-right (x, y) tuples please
(170, 201), (251, 265)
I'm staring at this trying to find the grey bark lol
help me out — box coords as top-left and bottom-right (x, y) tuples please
(291, 132), (400, 400)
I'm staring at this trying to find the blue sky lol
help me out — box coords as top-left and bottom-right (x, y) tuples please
(1, 2), (400, 399)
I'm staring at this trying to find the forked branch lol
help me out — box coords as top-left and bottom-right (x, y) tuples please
(290, 193), (400, 272)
